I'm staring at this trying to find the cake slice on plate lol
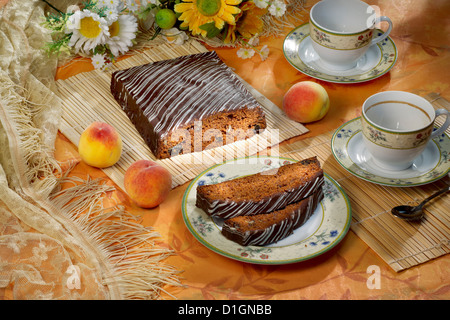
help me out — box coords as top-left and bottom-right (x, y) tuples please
(196, 157), (324, 219)
(221, 189), (323, 246)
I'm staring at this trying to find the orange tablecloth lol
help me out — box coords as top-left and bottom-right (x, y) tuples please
(34, 0), (450, 299)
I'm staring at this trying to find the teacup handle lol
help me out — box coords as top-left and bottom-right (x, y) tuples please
(430, 108), (450, 139)
(371, 16), (393, 45)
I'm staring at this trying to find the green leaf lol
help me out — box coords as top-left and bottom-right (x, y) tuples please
(199, 22), (221, 38)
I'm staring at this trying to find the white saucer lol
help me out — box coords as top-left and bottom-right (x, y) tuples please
(299, 37), (381, 76)
(331, 118), (450, 187)
(283, 23), (397, 83)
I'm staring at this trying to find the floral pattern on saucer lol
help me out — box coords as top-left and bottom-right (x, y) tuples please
(182, 156), (352, 265)
(331, 118), (450, 187)
(283, 22), (397, 83)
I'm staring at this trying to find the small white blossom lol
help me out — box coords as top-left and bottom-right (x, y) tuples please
(269, 0), (286, 17)
(126, 0), (139, 12)
(253, 0), (269, 9)
(103, 61), (113, 71)
(98, 0), (119, 8)
(96, 0), (108, 7)
(91, 53), (106, 69)
(248, 35), (259, 46)
(104, 7), (119, 22)
(237, 47), (255, 59)
(258, 45), (269, 60)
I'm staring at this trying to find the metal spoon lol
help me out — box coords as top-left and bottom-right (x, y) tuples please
(391, 186), (450, 221)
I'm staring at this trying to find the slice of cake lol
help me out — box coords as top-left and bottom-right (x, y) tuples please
(110, 51), (266, 159)
(196, 157), (324, 219)
(221, 189), (323, 246)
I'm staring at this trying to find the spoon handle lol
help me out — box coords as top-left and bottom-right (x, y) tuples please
(417, 186), (450, 210)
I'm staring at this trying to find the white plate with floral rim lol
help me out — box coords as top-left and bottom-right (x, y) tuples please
(181, 156), (351, 265)
(331, 117), (450, 187)
(283, 22), (397, 84)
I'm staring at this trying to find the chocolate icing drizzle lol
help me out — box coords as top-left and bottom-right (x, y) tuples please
(197, 173), (324, 219)
(196, 156), (324, 220)
(221, 189), (324, 246)
(110, 51), (262, 143)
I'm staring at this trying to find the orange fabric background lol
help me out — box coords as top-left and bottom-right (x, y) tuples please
(55, 0), (450, 299)
(5, 0), (450, 299)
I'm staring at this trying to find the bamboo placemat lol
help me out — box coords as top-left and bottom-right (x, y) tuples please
(274, 93), (449, 272)
(55, 39), (308, 189)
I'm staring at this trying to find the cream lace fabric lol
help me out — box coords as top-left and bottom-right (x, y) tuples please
(0, 0), (179, 300)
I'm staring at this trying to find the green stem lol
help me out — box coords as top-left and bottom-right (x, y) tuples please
(150, 26), (162, 40)
(41, 0), (64, 14)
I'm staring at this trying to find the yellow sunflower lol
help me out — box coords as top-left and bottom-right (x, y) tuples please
(175, 0), (242, 37)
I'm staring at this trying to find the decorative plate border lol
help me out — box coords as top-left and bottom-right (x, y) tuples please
(181, 156), (352, 265)
(331, 117), (450, 187)
(283, 22), (397, 84)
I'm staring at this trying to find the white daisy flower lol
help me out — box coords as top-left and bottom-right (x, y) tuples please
(67, 10), (110, 53)
(269, 0), (286, 17)
(98, 0), (125, 12)
(253, 0), (268, 9)
(106, 14), (138, 57)
(237, 47), (255, 59)
(91, 53), (106, 69)
(125, 0), (139, 12)
(96, 0), (109, 7)
(98, 0), (120, 9)
(104, 6), (119, 22)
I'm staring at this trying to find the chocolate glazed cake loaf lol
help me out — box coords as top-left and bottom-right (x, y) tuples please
(110, 51), (266, 159)
(196, 157), (324, 219)
(221, 189), (324, 246)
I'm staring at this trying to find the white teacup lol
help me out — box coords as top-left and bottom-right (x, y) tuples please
(309, 0), (393, 70)
(361, 91), (450, 171)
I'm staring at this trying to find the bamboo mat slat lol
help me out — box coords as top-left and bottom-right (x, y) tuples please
(56, 40), (308, 189)
(276, 93), (449, 272)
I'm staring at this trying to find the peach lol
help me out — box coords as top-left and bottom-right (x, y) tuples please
(78, 121), (122, 168)
(282, 81), (330, 123)
(124, 160), (172, 208)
